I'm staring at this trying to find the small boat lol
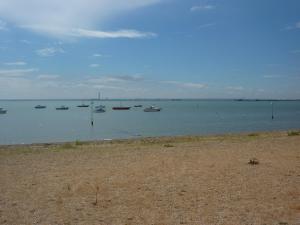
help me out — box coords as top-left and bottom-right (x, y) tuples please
(95, 105), (106, 109)
(144, 106), (161, 112)
(56, 106), (69, 110)
(77, 104), (89, 107)
(112, 106), (131, 110)
(0, 108), (7, 114)
(35, 105), (46, 109)
(94, 107), (106, 113)
(134, 105), (143, 107)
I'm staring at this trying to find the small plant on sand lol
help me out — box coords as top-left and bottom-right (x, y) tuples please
(248, 133), (259, 137)
(75, 140), (84, 146)
(248, 157), (259, 165)
(164, 143), (174, 148)
(287, 130), (300, 136)
(93, 186), (99, 206)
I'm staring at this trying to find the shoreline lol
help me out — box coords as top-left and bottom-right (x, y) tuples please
(0, 129), (299, 149)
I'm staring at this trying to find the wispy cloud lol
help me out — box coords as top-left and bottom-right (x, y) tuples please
(22, 26), (157, 39)
(190, 5), (215, 12)
(88, 75), (144, 84)
(0, 68), (38, 77)
(20, 39), (31, 44)
(37, 74), (60, 80)
(71, 28), (157, 39)
(36, 47), (64, 57)
(0, 19), (7, 30)
(163, 81), (207, 89)
(89, 64), (100, 68)
(3, 61), (27, 66)
(283, 21), (300, 30)
(290, 50), (300, 54)
(226, 86), (244, 91)
(93, 54), (103, 57)
(0, 0), (161, 39)
(198, 23), (216, 29)
(263, 74), (283, 79)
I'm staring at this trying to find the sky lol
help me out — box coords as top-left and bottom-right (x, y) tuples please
(0, 0), (300, 99)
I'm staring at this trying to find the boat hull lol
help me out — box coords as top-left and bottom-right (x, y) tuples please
(112, 107), (131, 110)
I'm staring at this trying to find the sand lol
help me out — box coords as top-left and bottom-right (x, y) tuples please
(0, 131), (299, 225)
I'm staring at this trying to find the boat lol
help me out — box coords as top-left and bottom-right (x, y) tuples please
(95, 105), (106, 109)
(94, 107), (106, 113)
(94, 105), (106, 113)
(134, 105), (143, 107)
(56, 106), (69, 110)
(77, 104), (89, 107)
(0, 108), (7, 114)
(144, 106), (161, 112)
(35, 105), (46, 109)
(112, 106), (131, 110)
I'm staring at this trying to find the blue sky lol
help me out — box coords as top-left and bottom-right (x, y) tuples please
(0, 0), (299, 99)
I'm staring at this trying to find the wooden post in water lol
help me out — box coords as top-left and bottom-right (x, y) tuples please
(91, 100), (94, 126)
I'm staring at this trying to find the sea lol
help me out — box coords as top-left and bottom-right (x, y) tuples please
(0, 99), (300, 145)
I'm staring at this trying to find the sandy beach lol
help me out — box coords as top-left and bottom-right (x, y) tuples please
(0, 131), (299, 225)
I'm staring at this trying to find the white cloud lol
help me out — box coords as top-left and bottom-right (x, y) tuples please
(93, 54), (103, 57)
(36, 47), (64, 57)
(263, 74), (283, 79)
(4, 61), (27, 66)
(88, 75), (144, 84)
(89, 64), (100, 68)
(182, 82), (206, 89)
(93, 53), (111, 58)
(37, 74), (60, 80)
(0, 68), (38, 77)
(0, 0), (161, 38)
(163, 81), (207, 89)
(20, 40), (31, 44)
(226, 86), (244, 91)
(21, 26), (156, 39)
(0, 19), (7, 30)
(190, 5), (215, 12)
(290, 50), (300, 54)
(71, 28), (156, 39)
(283, 21), (300, 30)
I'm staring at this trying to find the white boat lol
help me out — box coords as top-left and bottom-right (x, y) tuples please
(94, 107), (106, 113)
(144, 106), (161, 112)
(0, 108), (7, 114)
(95, 105), (105, 109)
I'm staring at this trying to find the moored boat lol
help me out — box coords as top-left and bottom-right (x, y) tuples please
(94, 107), (106, 113)
(144, 106), (161, 112)
(0, 108), (7, 114)
(134, 105), (143, 107)
(35, 105), (46, 109)
(77, 104), (89, 107)
(112, 106), (131, 110)
(56, 106), (69, 110)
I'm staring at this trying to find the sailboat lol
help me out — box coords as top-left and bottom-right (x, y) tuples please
(112, 102), (131, 110)
(0, 108), (7, 114)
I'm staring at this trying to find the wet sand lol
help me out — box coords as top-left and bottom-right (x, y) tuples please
(0, 131), (299, 225)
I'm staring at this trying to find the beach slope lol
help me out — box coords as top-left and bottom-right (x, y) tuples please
(0, 131), (299, 225)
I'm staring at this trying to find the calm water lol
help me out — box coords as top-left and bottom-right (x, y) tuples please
(0, 100), (300, 145)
